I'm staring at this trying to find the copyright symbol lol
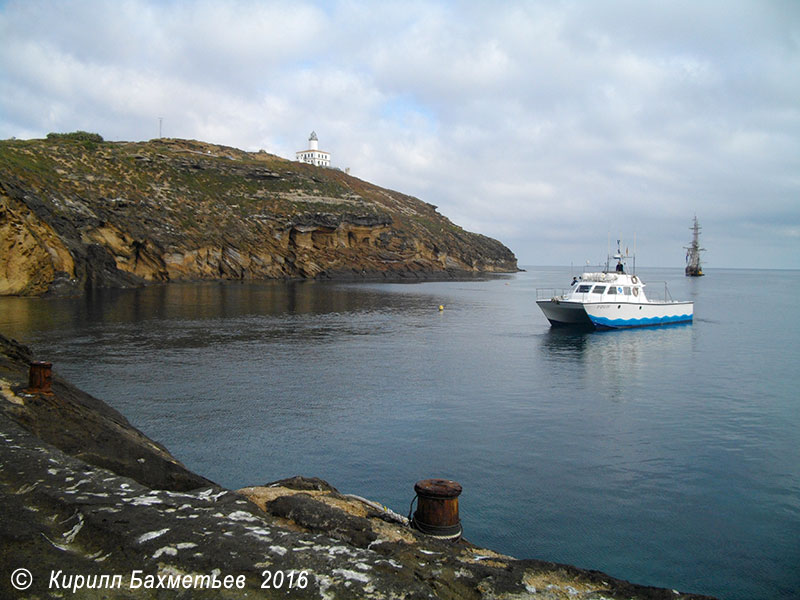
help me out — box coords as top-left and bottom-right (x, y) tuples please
(11, 568), (33, 591)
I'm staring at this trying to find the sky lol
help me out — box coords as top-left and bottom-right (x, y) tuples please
(1, 0), (798, 269)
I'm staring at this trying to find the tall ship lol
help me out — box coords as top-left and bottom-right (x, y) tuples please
(685, 216), (705, 277)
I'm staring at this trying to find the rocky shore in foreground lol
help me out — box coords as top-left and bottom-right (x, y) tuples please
(0, 333), (716, 599)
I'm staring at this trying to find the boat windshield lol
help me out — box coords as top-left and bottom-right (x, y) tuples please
(592, 286), (606, 294)
(576, 285), (592, 293)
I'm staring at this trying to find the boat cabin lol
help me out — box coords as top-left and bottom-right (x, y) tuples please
(569, 273), (647, 302)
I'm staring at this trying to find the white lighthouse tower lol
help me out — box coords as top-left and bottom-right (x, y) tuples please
(296, 131), (330, 167)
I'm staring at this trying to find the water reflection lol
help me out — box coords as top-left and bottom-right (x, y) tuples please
(0, 281), (440, 356)
(540, 324), (694, 400)
(539, 327), (593, 359)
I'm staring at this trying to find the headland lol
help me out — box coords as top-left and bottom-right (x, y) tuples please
(0, 134), (517, 297)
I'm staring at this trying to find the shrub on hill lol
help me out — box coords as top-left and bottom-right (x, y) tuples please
(46, 131), (105, 149)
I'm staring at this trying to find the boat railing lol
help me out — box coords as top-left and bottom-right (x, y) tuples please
(538, 283), (683, 304)
(645, 282), (677, 303)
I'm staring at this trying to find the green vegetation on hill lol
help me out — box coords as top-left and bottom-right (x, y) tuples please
(0, 135), (518, 295)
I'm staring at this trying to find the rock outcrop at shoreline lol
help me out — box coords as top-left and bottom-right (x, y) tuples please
(0, 334), (717, 599)
(0, 135), (518, 296)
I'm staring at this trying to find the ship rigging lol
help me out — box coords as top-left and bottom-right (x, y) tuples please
(685, 216), (705, 277)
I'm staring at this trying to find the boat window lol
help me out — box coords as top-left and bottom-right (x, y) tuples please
(623, 287), (632, 295)
(592, 286), (606, 294)
(577, 285), (592, 293)
(607, 286), (618, 295)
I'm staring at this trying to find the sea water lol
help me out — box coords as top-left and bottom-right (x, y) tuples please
(1, 267), (798, 600)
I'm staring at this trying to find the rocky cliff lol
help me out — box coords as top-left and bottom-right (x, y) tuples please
(0, 333), (716, 599)
(0, 135), (518, 296)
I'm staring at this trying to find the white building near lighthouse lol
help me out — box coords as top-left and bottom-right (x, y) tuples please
(295, 131), (330, 167)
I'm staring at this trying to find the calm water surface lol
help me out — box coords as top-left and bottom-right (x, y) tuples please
(1, 267), (798, 600)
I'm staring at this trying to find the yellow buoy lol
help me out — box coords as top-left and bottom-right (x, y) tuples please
(438, 305), (444, 311)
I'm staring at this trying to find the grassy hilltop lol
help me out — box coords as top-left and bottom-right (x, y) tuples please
(0, 133), (517, 295)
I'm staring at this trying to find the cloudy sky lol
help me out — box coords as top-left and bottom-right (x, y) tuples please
(1, 0), (798, 268)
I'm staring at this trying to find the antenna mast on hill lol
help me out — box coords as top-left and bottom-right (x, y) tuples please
(159, 117), (163, 139)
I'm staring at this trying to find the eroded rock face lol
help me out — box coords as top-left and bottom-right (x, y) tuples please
(0, 193), (76, 295)
(0, 138), (518, 296)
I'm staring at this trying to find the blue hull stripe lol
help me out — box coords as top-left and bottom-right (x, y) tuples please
(589, 314), (693, 329)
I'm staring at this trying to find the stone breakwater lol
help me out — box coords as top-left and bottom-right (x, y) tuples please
(0, 334), (716, 599)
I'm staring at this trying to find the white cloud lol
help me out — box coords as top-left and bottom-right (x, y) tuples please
(1, 0), (798, 268)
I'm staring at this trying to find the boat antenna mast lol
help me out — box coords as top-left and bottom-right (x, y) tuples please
(605, 235), (635, 274)
(609, 237), (627, 274)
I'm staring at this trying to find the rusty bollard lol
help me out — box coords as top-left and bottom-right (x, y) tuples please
(410, 478), (463, 541)
(27, 361), (53, 395)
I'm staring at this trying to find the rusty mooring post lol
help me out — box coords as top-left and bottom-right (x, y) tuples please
(410, 478), (463, 541)
(27, 361), (53, 395)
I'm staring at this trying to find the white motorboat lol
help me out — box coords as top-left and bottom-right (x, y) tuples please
(536, 244), (693, 329)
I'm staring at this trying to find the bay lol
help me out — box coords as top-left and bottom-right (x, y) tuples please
(1, 267), (798, 600)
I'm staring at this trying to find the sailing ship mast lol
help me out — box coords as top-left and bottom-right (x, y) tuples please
(685, 216), (705, 277)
